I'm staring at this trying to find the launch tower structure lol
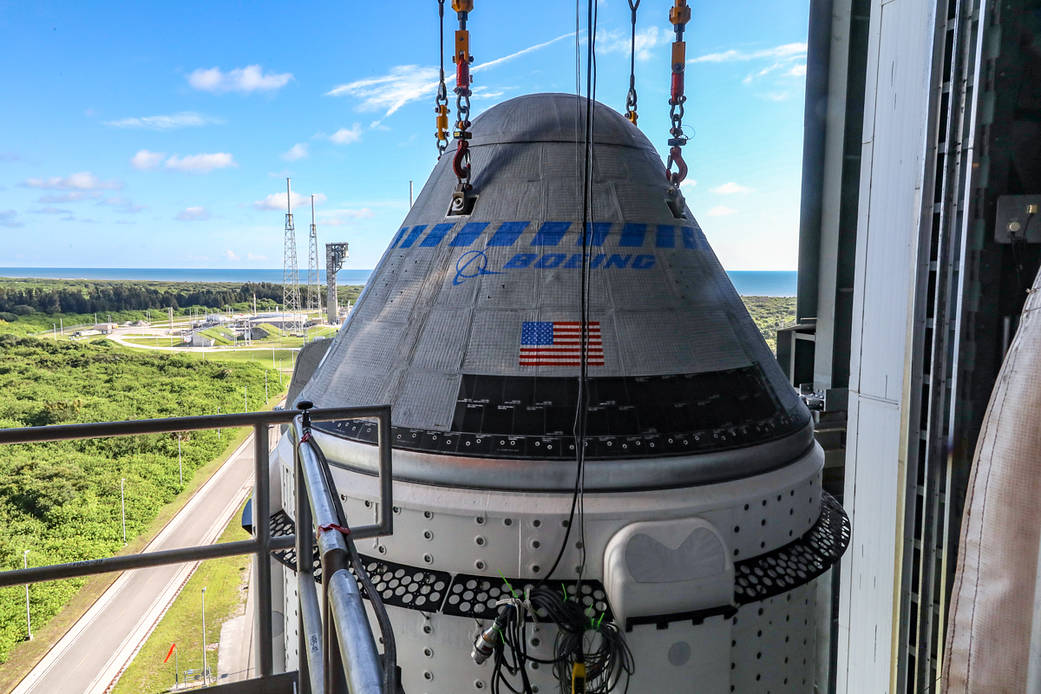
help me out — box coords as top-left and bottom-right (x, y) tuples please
(325, 242), (348, 325)
(281, 178), (302, 334)
(306, 195), (321, 315)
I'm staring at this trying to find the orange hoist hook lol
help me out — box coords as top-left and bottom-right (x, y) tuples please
(665, 0), (691, 185)
(451, 0), (475, 191)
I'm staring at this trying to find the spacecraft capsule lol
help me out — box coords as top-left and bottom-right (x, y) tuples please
(272, 93), (849, 693)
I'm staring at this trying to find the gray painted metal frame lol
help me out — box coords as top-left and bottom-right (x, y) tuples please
(0, 405), (393, 691)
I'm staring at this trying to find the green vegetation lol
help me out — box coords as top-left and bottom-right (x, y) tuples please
(741, 296), (797, 353)
(190, 348), (299, 370)
(197, 326), (237, 346)
(0, 277), (365, 340)
(0, 336), (281, 663)
(0, 278), (283, 316)
(112, 503), (251, 694)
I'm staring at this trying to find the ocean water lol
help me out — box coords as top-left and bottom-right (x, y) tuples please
(726, 271), (797, 297)
(0, 268), (797, 297)
(0, 267), (373, 285)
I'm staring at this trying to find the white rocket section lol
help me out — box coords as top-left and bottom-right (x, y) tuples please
(271, 436), (829, 692)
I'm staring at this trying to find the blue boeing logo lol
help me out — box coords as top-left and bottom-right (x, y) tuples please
(453, 250), (503, 285)
(391, 220), (705, 252)
(392, 220), (693, 285)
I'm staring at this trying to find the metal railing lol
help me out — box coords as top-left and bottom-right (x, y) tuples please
(292, 406), (397, 694)
(0, 405), (396, 693)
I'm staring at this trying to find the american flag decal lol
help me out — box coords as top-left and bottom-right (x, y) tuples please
(519, 321), (604, 366)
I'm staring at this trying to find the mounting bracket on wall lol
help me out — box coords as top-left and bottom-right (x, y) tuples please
(994, 194), (1041, 243)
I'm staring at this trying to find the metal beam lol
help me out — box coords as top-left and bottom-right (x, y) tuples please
(0, 406), (389, 444)
(0, 536), (295, 588)
(254, 424), (274, 677)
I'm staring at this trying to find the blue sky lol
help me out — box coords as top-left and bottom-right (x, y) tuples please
(0, 1), (809, 271)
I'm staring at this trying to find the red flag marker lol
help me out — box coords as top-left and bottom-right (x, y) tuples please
(163, 642), (176, 663)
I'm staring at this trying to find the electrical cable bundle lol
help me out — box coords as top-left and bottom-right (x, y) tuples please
(475, 584), (633, 694)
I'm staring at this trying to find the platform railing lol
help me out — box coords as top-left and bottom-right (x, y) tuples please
(0, 405), (395, 693)
(292, 406), (398, 694)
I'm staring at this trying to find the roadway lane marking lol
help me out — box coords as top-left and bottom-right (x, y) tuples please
(93, 473), (254, 694)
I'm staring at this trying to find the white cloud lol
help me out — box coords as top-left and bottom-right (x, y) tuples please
(164, 153), (237, 173)
(326, 32), (573, 119)
(679, 179), (698, 192)
(762, 91), (792, 102)
(326, 65), (440, 117)
(22, 171), (122, 191)
(0, 210), (24, 228)
(131, 149), (165, 170)
(188, 65), (293, 93)
(598, 27), (664, 62)
(105, 112), (223, 130)
(37, 192), (96, 203)
(690, 42), (807, 64)
(176, 206), (210, 221)
(470, 85), (507, 100)
(246, 252), (266, 261)
(706, 206), (737, 217)
(324, 207), (375, 225)
(282, 143), (309, 161)
(225, 249), (240, 261)
(253, 191), (327, 211)
(710, 182), (752, 195)
(693, 43), (808, 89)
(99, 196), (144, 213)
(329, 124), (362, 144)
(30, 207), (74, 215)
(471, 31), (574, 72)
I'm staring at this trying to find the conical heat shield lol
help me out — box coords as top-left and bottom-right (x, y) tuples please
(301, 93), (811, 490)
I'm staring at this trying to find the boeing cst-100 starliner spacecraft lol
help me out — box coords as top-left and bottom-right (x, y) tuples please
(268, 93), (849, 692)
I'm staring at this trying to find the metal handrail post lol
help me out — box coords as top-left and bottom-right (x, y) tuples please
(295, 425), (323, 694)
(254, 422), (274, 677)
(377, 409), (393, 538)
(328, 569), (383, 694)
(337, 407), (394, 541)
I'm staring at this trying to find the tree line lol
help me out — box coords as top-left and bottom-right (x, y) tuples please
(0, 282), (286, 315)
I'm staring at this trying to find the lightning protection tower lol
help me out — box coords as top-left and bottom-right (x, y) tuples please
(281, 178), (302, 334)
(306, 194), (321, 315)
(325, 242), (349, 325)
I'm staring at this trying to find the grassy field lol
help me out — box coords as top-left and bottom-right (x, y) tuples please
(111, 502), (251, 694)
(198, 326), (236, 346)
(0, 337), (284, 663)
(122, 336), (185, 347)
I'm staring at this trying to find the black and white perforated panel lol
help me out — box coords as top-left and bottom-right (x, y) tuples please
(268, 491), (848, 619)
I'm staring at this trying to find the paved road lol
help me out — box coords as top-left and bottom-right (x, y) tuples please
(12, 432), (267, 694)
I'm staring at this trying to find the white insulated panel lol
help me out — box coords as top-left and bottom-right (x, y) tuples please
(839, 0), (938, 691)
